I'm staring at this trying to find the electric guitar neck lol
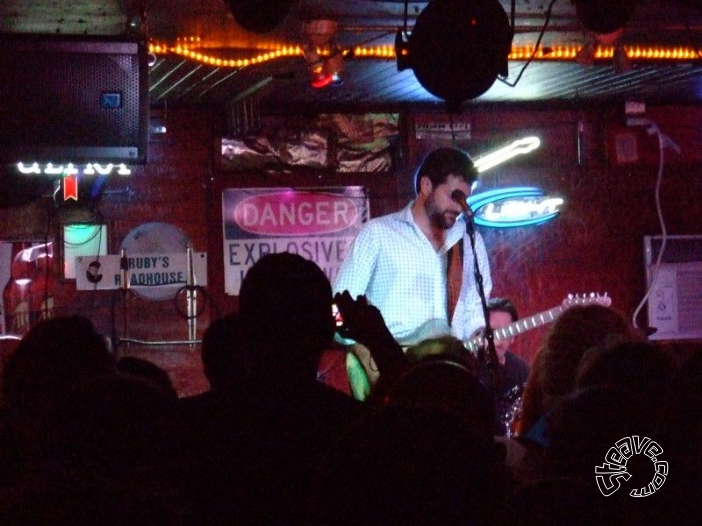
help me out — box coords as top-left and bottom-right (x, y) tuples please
(464, 293), (612, 352)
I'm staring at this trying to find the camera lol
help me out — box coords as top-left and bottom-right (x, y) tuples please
(331, 303), (345, 329)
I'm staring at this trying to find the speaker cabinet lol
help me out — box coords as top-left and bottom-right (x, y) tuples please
(0, 34), (148, 165)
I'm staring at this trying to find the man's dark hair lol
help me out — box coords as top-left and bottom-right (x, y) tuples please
(238, 252), (334, 380)
(414, 147), (477, 195)
(487, 297), (519, 322)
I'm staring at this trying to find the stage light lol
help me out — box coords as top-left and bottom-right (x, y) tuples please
(326, 51), (345, 87)
(575, 0), (640, 35)
(408, 0), (513, 106)
(311, 67), (333, 89)
(302, 20), (345, 89)
(226, 0), (294, 33)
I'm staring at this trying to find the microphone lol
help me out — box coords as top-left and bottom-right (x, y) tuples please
(450, 189), (473, 218)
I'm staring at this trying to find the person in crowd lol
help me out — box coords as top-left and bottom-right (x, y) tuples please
(471, 297), (531, 436)
(575, 338), (678, 425)
(177, 312), (250, 448)
(509, 386), (650, 526)
(510, 304), (640, 486)
(0, 316), (115, 487)
(116, 355), (179, 399)
(384, 354), (495, 440)
(516, 304), (639, 441)
(197, 312), (251, 392)
(651, 346), (702, 526)
(182, 253), (363, 525)
(0, 316), (191, 523)
(0, 373), (192, 525)
(309, 403), (509, 525)
(333, 146), (492, 393)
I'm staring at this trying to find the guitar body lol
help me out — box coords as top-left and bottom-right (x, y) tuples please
(343, 293), (611, 401)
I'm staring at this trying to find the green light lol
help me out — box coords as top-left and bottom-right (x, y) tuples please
(64, 224), (101, 245)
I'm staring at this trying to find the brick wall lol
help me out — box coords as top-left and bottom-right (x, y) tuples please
(1, 104), (701, 396)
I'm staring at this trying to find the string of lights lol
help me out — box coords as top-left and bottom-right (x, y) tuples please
(149, 40), (702, 69)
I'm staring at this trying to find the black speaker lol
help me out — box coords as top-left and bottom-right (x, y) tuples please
(0, 34), (148, 165)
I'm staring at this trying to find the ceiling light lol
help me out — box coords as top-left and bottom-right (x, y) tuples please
(302, 20), (344, 90)
(326, 52), (345, 86)
(310, 67), (333, 89)
(575, 0), (640, 35)
(408, 0), (513, 106)
(226, 0), (294, 33)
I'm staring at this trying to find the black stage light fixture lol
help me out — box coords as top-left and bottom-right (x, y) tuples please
(408, 0), (513, 107)
(226, 0), (295, 33)
(575, 0), (640, 35)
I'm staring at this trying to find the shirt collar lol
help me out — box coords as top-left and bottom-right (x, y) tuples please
(399, 200), (466, 249)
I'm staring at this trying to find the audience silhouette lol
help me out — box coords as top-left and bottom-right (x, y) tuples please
(181, 253), (363, 525)
(310, 403), (508, 526)
(0, 316), (115, 487)
(0, 316), (191, 524)
(199, 312), (250, 391)
(116, 355), (179, 400)
(517, 304), (638, 441)
(0, 279), (693, 525)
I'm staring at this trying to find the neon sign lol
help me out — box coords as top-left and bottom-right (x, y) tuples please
(16, 162), (131, 176)
(473, 136), (541, 173)
(467, 186), (564, 228)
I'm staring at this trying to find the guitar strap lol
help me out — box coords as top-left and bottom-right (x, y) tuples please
(446, 240), (464, 323)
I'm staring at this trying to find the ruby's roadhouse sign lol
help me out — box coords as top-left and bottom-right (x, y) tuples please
(222, 187), (368, 295)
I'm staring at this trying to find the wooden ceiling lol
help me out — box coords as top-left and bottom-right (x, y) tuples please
(2, 1), (702, 113)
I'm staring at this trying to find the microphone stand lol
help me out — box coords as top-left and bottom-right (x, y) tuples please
(462, 213), (501, 401)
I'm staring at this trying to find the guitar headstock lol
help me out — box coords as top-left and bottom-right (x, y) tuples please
(562, 293), (612, 309)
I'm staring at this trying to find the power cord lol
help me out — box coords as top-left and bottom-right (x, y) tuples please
(629, 118), (680, 331)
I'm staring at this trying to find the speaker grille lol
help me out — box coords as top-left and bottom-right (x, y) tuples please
(0, 36), (148, 164)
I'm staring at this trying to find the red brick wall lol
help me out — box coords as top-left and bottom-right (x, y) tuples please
(1, 104), (701, 396)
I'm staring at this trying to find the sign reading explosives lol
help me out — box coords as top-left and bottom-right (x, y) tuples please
(223, 187), (368, 295)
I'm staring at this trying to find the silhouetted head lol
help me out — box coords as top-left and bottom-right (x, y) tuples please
(1, 315), (114, 410)
(576, 339), (677, 422)
(238, 252), (334, 381)
(539, 305), (636, 411)
(546, 385), (650, 479)
(384, 356), (494, 440)
(310, 403), (507, 525)
(116, 356), (178, 399)
(200, 313), (249, 390)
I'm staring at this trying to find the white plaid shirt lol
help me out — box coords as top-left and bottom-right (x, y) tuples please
(333, 202), (492, 345)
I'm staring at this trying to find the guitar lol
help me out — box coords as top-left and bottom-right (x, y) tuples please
(343, 293), (611, 401)
(463, 293), (612, 353)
